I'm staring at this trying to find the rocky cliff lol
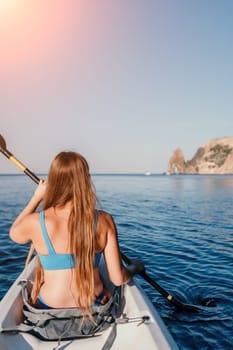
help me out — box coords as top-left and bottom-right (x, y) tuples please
(167, 137), (233, 174)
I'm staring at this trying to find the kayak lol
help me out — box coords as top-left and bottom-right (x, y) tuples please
(0, 256), (178, 350)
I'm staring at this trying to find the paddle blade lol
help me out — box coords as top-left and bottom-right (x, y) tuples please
(0, 135), (6, 149)
(121, 252), (202, 313)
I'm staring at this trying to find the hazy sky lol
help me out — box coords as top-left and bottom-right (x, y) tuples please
(1, 0), (233, 174)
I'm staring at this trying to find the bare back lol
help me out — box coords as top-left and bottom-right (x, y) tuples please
(29, 208), (106, 307)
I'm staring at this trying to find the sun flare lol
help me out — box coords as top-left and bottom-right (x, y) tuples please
(0, 1), (75, 79)
(0, 0), (19, 13)
(0, 0), (26, 26)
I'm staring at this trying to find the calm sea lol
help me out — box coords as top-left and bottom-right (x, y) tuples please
(0, 174), (233, 349)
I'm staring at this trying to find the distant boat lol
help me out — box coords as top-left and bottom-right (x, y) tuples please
(144, 171), (151, 176)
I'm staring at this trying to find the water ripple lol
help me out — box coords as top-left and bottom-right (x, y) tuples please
(1, 174), (233, 349)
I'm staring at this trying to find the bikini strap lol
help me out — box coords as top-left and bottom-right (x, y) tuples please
(39, 211), (56, 255)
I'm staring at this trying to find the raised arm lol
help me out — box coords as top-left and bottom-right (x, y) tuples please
(9, 180), (46, 244)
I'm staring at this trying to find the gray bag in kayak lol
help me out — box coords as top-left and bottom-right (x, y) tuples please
(3, 279), (121, 345)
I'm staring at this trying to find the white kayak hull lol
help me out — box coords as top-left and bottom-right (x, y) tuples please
(0, 257), (178, 350)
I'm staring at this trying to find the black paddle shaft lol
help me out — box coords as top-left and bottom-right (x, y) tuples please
(121, 252), (202, 312)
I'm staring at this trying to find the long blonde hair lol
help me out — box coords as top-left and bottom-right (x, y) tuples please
(32, 152), (97, 312)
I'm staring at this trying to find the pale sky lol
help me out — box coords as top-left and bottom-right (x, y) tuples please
(1, 0), (233, 174)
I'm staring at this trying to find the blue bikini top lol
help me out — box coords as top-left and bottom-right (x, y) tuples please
(38, 210), (101, 271)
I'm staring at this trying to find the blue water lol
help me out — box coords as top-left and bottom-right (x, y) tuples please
(0, 174), (233, 349)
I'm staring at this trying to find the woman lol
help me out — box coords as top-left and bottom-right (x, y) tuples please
(10, 151), (143, 313)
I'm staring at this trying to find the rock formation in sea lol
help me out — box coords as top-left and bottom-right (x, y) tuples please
(167, 137), (233, 174)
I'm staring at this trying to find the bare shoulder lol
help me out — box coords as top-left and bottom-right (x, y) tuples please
(21, 211), (41, 236)
(97, 210), (116, 230)
(25, 211), (40, 225)
(95, 210), (116, 251)
(10, 211), (40, 244)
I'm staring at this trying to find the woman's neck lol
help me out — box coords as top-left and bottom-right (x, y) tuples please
(53, 203), (72, 219)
